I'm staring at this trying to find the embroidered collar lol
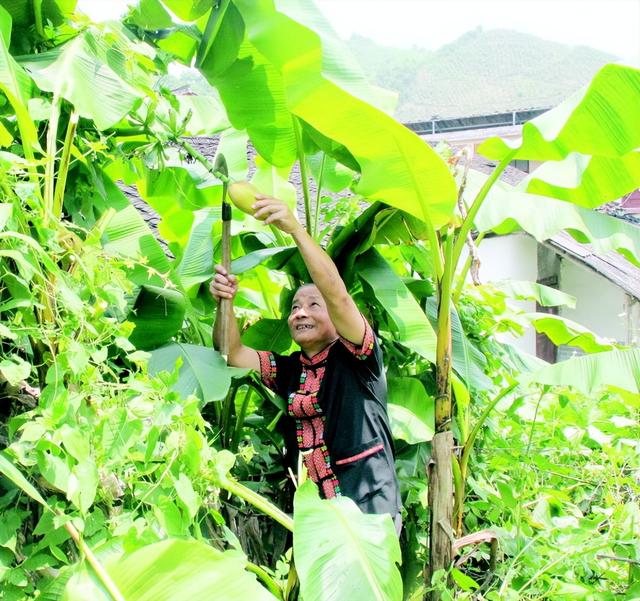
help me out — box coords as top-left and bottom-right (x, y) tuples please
(300, 338), (338, 366)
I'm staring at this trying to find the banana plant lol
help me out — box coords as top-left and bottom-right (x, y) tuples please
(137, 1), (640, 593)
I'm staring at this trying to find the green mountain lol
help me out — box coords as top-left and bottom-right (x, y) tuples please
(347, 28), (618, 121)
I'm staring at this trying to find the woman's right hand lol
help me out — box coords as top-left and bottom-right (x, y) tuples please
(209, 264), (238, 301)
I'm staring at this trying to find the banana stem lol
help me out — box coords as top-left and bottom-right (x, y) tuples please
(219, 476), (294, 532)
(459, 383), (519, 482)
(293, 117), (312, 235)
(312, 153), (326, 240)
(172, 138), (231, 184)
(246, 562), (284, 600)
(63, 520), (126, 601)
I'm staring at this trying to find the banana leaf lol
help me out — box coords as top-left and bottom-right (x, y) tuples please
(525, 348), (640, 395)
(489, 280), (576, 308)
(175, 207), (218, 292)
(525, 313), (614, 354)
(524, 150), (640, 208)
(61, 539), (278, 601)
(198, 0), (457, 226)
(387, 377), (434, 444)
(479, 64), (640, 161)
(293, 480), (402, 601)
(357, 248), (437, 362)
(148, 342), (249, 403)
(471, 170), (640, 267)
(127, 285), (186, 350)
(20, 23), (154, 130)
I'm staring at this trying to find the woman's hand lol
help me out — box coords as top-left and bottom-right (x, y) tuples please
(209, 264), (238, 301)
(253, 195), (303, 235)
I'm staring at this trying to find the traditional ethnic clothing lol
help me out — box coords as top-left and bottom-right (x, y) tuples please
(257, 318), (401, 517)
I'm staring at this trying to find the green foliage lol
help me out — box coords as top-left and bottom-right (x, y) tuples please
(197, 0), (458, 226)
(62, 539), (279, 601)
(148, 342), (248, 403)
(0, 2), (639, 601)
(293, 480), (403, 601)
(462, 386), (640, 599)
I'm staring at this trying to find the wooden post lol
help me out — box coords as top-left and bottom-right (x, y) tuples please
(426, 432), (454, 599)
(427, 232), (455, 600)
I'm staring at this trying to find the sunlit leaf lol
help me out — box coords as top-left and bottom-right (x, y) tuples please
(479, 64), (640, 161)
(21, 24), (154, 130)
(490, 280), (576, 308)
(387, 377), (434, 444)
(526, 313), (614, 354)
(148, 342), (248, 403)
(62, 538), (278, 601)
(293, 480), (402, 601)
(524, 150), (640, 208)
(127, 285), (186, 350)
(357, 248), (436, 362)
(198, 0), (457, 225)
(471, 170), (640, 267)
(525, 348), (640, 395)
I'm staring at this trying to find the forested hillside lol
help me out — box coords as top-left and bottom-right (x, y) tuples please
(347, 28), (617, 120)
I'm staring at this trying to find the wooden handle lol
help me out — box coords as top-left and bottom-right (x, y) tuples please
(219, 206), (232, 362)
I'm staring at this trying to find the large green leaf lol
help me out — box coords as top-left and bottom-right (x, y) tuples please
(135, 165), (222, 248)
(175, 207), (217, 291)
(0, 5), (39, 155)
(198, 0), (457, 225)
(526, 313), (614, 354)
(127, 285), (186, 350)
(241, 318), (292, 354)
(148, 342), (248, 403)
(357, 248), (437, 362)
(0, 452), (51, 510)
(490, 280), (576, 309)
(62, 539), (278, 601)
(523, 151), (640, 208)
(387, 377), (434, 444)
(20, 23), (153, 130)
(426, 299), (490, 389)
(96, 171), (170, 284)
(471, 170), (640, 267)
(293, 480), (402, 601)
(479, 64), (640, 161)
(524, 348), (640, 395)
(197, 1), (296, 166)
(270, 0), (397, 115)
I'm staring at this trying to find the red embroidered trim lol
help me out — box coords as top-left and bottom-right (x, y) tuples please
(340, 315), (375, 360)
(257, 350), (277, 391)
(289, 360), (341, 499)
(334, 444), (384, 466)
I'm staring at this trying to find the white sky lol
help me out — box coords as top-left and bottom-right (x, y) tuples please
(77, 0), (640, 63)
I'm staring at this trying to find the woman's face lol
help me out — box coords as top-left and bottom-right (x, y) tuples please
(288, 285), (338, 354)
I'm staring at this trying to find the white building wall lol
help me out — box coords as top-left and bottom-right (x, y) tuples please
(558, 259), (628, 343)
(462, 233), (633, 358)
(463, 233), (538, 354)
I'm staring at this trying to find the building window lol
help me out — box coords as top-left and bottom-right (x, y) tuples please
(511, 159), (530, 173)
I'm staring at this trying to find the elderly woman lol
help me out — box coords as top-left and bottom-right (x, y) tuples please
(210, 194), (402, 533)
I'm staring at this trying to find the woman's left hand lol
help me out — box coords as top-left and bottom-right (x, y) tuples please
(252, 196), (302, 234)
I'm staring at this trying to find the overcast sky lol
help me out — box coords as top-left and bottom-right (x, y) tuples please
(77, 0), (640, 62)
